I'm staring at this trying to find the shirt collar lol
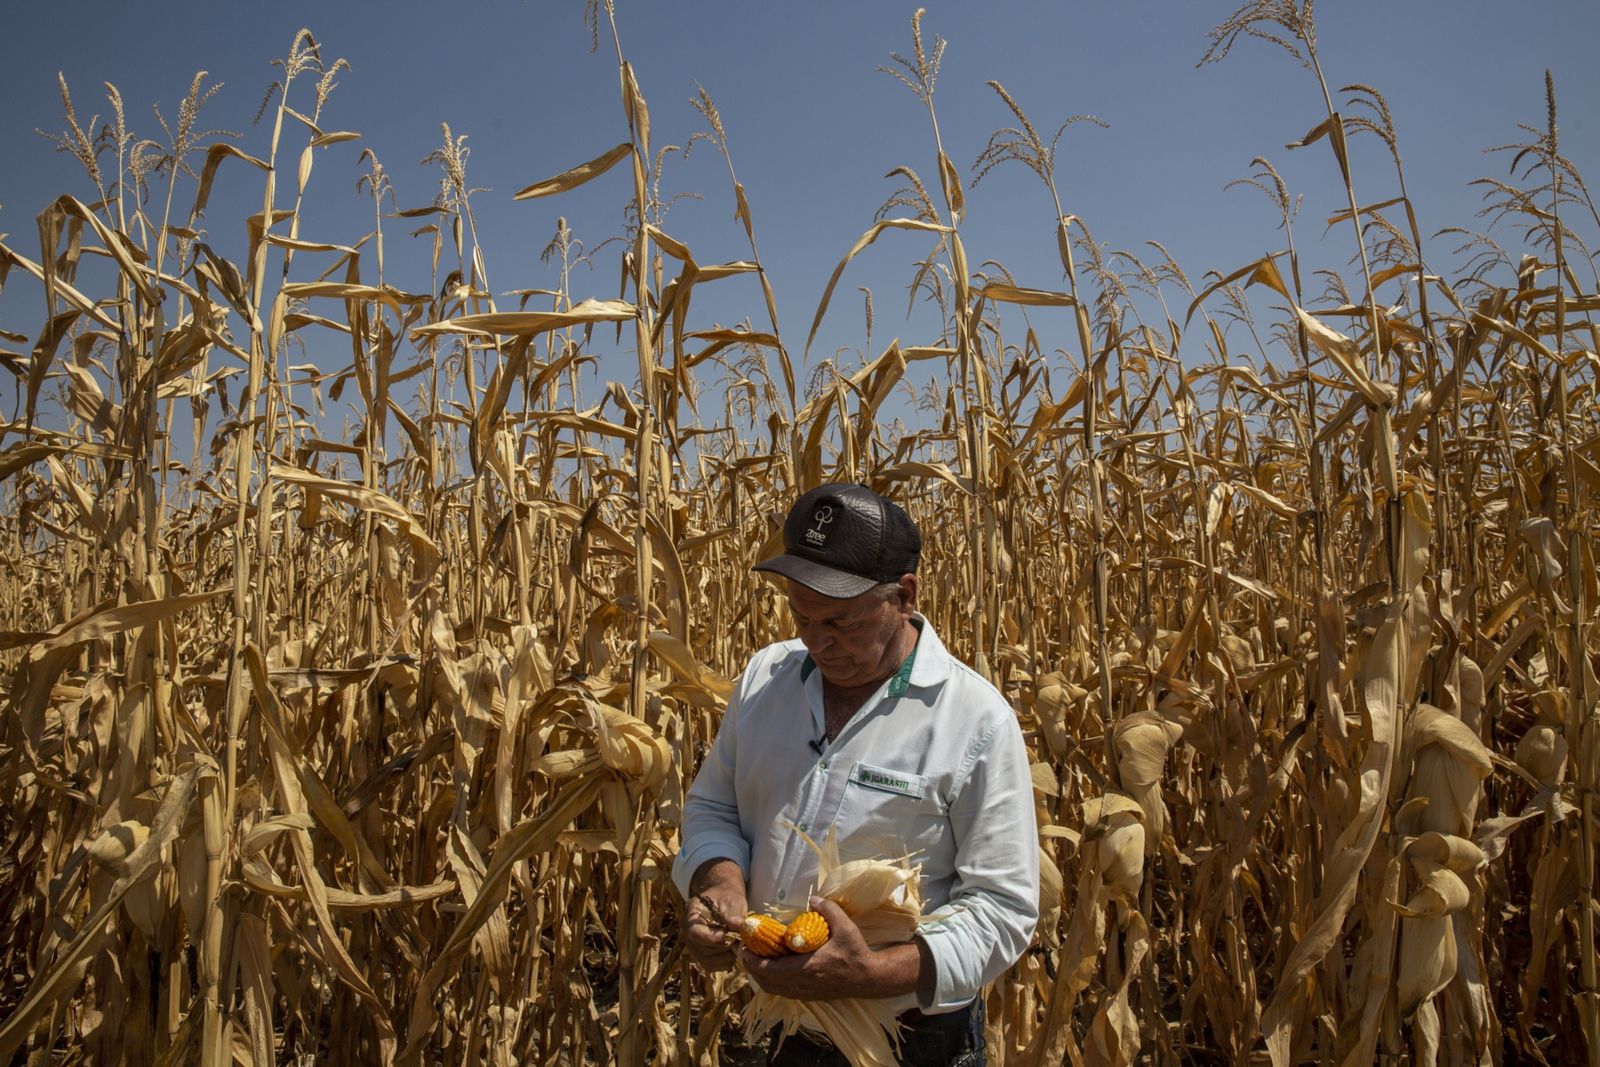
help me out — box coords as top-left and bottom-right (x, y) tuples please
(905, 613), (953, 689)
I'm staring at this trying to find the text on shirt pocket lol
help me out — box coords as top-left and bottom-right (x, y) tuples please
(833, 760), (951, 862)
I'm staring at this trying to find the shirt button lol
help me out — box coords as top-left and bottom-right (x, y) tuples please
(777, 889), (785, 901)
(819, 760), (828, 770)
(798, 822), (809, 832)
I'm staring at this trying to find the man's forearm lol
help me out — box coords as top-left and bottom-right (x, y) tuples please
(688, 857), (745, 898)
(860, 936), (936, 999)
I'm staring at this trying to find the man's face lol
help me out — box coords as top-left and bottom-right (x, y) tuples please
(785, 576), (917, 689)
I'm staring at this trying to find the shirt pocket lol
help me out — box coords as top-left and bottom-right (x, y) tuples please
(832, 760), (951, 862)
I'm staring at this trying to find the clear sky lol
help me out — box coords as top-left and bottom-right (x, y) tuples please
(2, 1), (1596, 420)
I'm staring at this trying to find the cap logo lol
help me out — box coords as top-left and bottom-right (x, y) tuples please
(803, 505), (834, 547)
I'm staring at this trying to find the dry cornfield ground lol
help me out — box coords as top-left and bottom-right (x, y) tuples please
(1, 2), (1597, 1064)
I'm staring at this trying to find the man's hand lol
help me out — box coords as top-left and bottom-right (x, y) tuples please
(684, 859), (748, 971)
(742, 897), (930, 1001)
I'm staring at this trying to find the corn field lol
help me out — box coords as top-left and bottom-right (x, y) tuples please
(2, 2), (1597, 1064)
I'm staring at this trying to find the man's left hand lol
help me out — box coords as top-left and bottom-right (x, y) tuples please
(742, 897), (923, 1001)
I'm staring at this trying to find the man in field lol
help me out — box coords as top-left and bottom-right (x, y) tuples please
(671, 483), (1039, 1066)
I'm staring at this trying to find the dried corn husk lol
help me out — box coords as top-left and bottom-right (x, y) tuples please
(1112, 712), (1183, 853)
(1084, 793), (1146, 909)
(742, 828), (926, 1066)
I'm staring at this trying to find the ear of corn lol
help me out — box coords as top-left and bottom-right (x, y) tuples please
(785, 911), (831, 953)
(741, 914), (791, 958)
(744, 835), (923, 1064)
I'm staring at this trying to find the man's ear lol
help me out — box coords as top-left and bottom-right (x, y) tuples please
(898, 574), (919, 611)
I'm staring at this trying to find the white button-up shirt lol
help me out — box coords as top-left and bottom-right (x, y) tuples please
(671, 616), (1040, 1014)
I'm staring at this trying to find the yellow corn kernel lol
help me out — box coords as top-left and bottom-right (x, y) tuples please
(741, 913), (791, 958)
(785, 910), (830, 953)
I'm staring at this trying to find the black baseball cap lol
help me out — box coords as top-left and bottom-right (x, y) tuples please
(753, 483), (921, 599)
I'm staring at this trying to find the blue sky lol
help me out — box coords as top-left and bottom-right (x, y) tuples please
(2, 1), (1596, 425)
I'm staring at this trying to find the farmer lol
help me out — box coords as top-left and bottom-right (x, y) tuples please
(671, 483), (1039, 1066)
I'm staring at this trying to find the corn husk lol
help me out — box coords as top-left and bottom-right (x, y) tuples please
(742, 828), (926, 1067)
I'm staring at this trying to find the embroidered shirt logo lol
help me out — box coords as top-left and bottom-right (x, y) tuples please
(803, 505), (834, 547)
(849, 762), (926, 799)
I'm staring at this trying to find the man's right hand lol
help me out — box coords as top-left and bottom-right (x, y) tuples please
(684, 858), (748, 971)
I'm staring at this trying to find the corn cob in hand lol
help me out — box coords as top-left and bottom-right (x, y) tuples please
(741, 913), (791, 958)
(784, 910), (830, 953)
